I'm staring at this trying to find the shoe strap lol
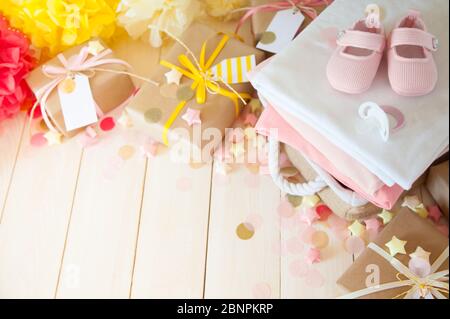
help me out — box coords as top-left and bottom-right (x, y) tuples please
(389, 28), (438, 51)
(337, 30), (386, 53)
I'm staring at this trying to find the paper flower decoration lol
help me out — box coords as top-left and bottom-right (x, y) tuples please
(0, 0), (119, 56)
(205, 0), (249, 21)
(0, 15), (35, 123)
(117, 0), (201, 48)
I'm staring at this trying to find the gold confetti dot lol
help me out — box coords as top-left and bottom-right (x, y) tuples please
(118, 145), (135, 160)
(176, 85), (195, 101)
(144, 108), (163, 123)
(159, 83), (178, 99)
(236, 222), (255, 240)
(59, 77), (76, 94)
(287, 194), (302, 207)
(311, 231), (329, 249)
(259, 31), (276, 44)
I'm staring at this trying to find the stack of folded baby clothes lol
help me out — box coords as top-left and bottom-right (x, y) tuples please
(250, 0), (449, 216)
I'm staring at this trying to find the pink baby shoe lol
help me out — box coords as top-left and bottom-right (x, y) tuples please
(327, 15), (386, 94)
(387, 10), (438, 96)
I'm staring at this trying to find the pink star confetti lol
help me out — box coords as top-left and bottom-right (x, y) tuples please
(427, 205), (442, 223)
(305, 248), (321, 264)
(364, 218), (381, 233)
(181, 108), (201, 126)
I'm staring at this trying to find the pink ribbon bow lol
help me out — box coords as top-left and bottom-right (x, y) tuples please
(235, 0), (332, 34)
(31, 46), (132, 134)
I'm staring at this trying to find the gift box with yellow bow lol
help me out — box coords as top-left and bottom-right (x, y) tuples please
(126, 23), (264, 152)
(337, 208), (449, 299)
(26, 40), (136, 138)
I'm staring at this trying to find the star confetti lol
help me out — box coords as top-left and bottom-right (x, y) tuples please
(181, 108), (201, 126)
(302, 195), (321, 208)
(414, 204), (429, 219)
(348, 220), (365, 237)
(164, 69), (183, 85)
(385, 236), (407, 257)
(44, 131), (63, 145)
(378, 209), (394, 225)
(409, 246), (431, 263)
(87, 40), (105, 56)
(402, 195), (421, 211)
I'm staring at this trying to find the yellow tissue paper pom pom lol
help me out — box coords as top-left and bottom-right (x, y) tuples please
(117, 0), (201, 48)
(0, 0), (120, 57)
(205, 0), (249, 21)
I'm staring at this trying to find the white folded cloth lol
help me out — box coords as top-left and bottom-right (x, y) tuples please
(250, 0), (449, 190)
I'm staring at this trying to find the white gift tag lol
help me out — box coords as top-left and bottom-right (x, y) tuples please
(256, 8), (305, 53)
(58, 74), (99, 131)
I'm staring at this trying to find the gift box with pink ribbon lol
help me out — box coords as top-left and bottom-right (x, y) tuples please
(25, 40), (137, 140)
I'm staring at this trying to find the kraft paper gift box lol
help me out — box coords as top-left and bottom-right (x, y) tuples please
(284, 144), (381, 221)
(426, 161), (449, 218)
(126, 23), (264, 152)
(337, 208), (449, 299)
(26, 40), (135, 138)
(250, 0), (331, 40)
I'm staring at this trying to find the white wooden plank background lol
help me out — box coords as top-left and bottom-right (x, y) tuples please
(0, 21), (354, 299)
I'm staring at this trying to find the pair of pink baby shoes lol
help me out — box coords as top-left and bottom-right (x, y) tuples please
(327, 9), (438, 96)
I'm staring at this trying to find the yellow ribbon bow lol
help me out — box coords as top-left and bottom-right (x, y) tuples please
(159, 34), (251, 145)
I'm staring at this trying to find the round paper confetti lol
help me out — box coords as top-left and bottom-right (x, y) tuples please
(287, 194), (302, 207)
(289, 259), (310, 278)
(118, 145), (135, 160)
(176, 177), (192, 192)
(277, 201), (295, 218)
(236, 222), (255, 240)
(30, 133), (48, 147)
(144, 108), (163, 123)
(328, 214), (348, 230)
(59, 77), (76, 93)
(304, 268), (325, 288)
(259, 31), (276, 44)
(286, 237), (304, 255)
(311, 231), (329, 249)
(177, 85), (195, 101)
(159, 83), (178, 98)
(252, 283), (272, 299)
(345, 236), (365, 255)
(300, 226), (316, 245)
(99, 117), (115, 131)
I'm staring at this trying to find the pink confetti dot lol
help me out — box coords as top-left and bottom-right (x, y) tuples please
(286, 237), (304, 255)
(328, 214), (348, 230)
(289, 259), (310, 278)
(345, 236), (366, 255)
(300, 226), (316, 245)
(252, 283), (272, 299)
(304, 268), (325, 288)
(99, 116), (115, 131)
(277, 200), (295, 218)
(176, 177), (192, 192)
(30, 133), (47, 147)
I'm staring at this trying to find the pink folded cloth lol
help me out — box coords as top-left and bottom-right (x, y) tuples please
(256, 105), (404, 209)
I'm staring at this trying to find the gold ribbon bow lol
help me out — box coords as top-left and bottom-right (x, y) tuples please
(159, 34), (251, 146)
(339, 243), (449, 299)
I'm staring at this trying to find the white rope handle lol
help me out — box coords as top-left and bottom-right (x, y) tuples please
(268, 137), (327, 196)
(268, 137), (369, 207)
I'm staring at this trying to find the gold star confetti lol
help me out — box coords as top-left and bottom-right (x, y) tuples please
(348, 220), (365, 237)
(87, 40), (105, 56)
(378, 209), (394, 225)
(164, 69), (183, 86)
(249, 98), (262, 113)
(385, 236), (407, 257)
(402, 195), (421, 211)
(413, 204), (429, 219)
(410, 246), (431, 263)
(302, 195), (320, 207)
(44, 131), (63, 145)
